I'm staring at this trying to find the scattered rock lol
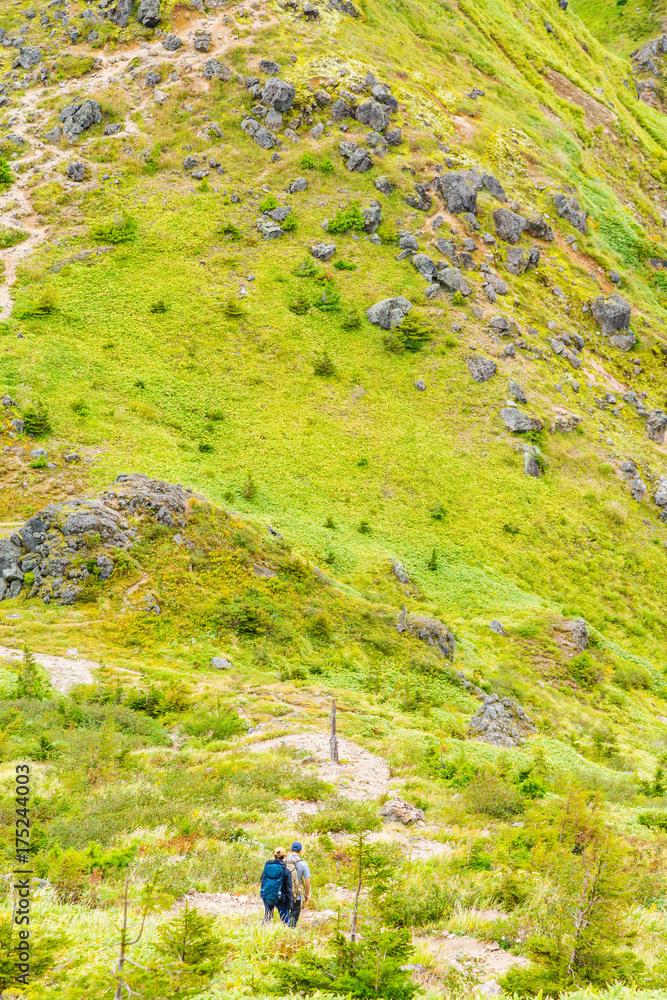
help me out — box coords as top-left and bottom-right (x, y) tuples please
(414, 379), (426, 391)
(413, 254), (437, 281)
(289, 177), (307, 193)
(260, 59), (280, 75)
(374, 175), (395, 195)
(385, 128), (402, 145)
(103, 123), (122, 136)
(562, 618), (589, 651)
(647, 409), (667, 444)
(362, 200), (382, 234)
(469, 695), (537, 747)
(257, 217), (283, 239)
(508, 379), (527, 403)
(591, 293), (631, 334)
(493, 208), (526, 244)
(162, 33), (182, 50)
(654, 477), (667, 508)
(204, 59), (232, 81)
(241, 117), (276, 150)
(366, 296), (412, 329)
(397, 606), (455, 661)
(194, 32), (211, 52)
(355, 99), (390, 131)
(500, 407), (543, 433)
(66, 161), (86, 182)
(435, 172), (477, 214)
(553, 192), (587, 233)
(136, 0), (161, 27)
(210, 656), (232, 670)
(108, 0), (132, 27)
(379, 797), (425, 825)
(489, 619), (506, 635)
(438, 266), (471, 295)
(19, 46), (41, 70)
(45, 126), (62, 144)
(60, 99), (102, 138)
(346, 147), (372, 172)
(482, 173), (506, 201)
(524, 216), (555, 241)
(263, 77), (296, 112)
(311, 242), (336, 260)
(466, 356), (497, 383)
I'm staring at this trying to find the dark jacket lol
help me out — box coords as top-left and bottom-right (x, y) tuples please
(260, 858), (293, 907)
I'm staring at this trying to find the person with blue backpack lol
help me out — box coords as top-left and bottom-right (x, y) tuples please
(260, 847), (293, 924)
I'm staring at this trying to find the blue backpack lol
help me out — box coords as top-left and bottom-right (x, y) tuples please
(260, 859), (284, 905)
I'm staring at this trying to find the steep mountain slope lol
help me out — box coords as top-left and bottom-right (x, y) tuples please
(1, 0), (667, 996)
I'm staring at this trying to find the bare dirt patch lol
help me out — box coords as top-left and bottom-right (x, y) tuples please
(546, 70), (617, 134)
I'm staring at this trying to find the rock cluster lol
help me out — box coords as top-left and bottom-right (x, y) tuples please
(379, 797), (425, 825)
(469, 695), (537, 747)
(0, 475), (196, 606)
(60, 99), (102, 139)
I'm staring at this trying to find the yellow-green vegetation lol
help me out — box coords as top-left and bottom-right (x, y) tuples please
(1, 0), (667, 994)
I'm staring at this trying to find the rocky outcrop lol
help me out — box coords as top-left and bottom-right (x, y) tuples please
(646, 409), (667, 445)
(562, 618), (589, 651)
(0, 475), (196, 606)
(397, 606), (455, 660)
(469, 695), (537, 747)
(500, 407), (543, 433)
(553, 193), (587, 233)
(60, 99), (102, 138)
(435, 172), (477, 214)
(137, 0), (161, 27)
(466, 356), (497, 382)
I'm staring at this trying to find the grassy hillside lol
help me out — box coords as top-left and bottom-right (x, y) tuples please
(1, 0), (667, 994)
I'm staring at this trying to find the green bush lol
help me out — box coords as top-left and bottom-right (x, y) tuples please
(342, 307), (361, 328)
(464, 770), (524, 818)
(0, 226), (27, 248)
(220, 220), (242, 241)
(149, 299), (168, 314)
(638, 810), (667, 831)
(378, 880), (454, 928)
(92, 214), (137, 244)
(300, 153), (317, 169)
(282, 214), (297, 232)
(326, 202), (366, 235)
(313, 351), (336, 377)
(0, 159), (13, 190)
(383, 314), (432, 353)
(181, 707), (246, 742)
(300, 797), (381, 833)
(568, 652), (601, 689)
(289, 293), (310, 314)
(612, 663), (653, 690)
(334, 259), (357, 270)
(259, 194), (278, 212)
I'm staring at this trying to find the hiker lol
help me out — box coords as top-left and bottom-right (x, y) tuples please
(285, 841), (311, 928)
(260, 847), (293, 924)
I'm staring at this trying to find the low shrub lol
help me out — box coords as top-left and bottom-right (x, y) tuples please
(326, 202), (366, 235)
(383, 314), (432, 353)
(92, 214), (137, 244)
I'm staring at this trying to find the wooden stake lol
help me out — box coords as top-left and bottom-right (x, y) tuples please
(330, 699), (339, 763)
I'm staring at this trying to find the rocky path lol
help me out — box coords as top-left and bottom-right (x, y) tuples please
(0, 643), (95, 692)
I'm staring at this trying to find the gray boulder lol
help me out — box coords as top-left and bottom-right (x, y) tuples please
(435, 238), (459, 265)
(162, 34), (183, 50)
(66, 161), (86, 182)
(263, 77), (296, 112)
(60, 99), (102, 137)
(385, 128), (402, 145)
(412, 254), (437, 281)
(19, 46), (41, 70)
(489, 315), (511, 334)
(609, 332), (636, 352)
(493, 208), (526, 244)
(655, 477), (667, 508)
(331, 97), (351, 120)
(399, 234), (418, 251)
(553, 192), (587, 233)
(355, 99), (390, 131)
(379, 797), (425, 825)
(435, 172), (477, 214)
(362, 200), (382, 234)
(346, 147), (372, 172)
(366, 296), (412, 329)
(241, 117), (276, 150)
(145, 69), (162, 87)
(311, 242), (336, 260)
(647, 409), (667, 444)
(103, 123), (122, 136)
(469, 695), (537, 747)
(391, 559), (410, 583)
(563, 618), (589, 651)
(136, 0), (161, 27)
(257, 218), (283, 239)
(210, 656), (232, 670)
(266, 205), (291, 222)
(375, 175), (395, 195)
(290, 177), (307, 193)
(45, 126), (62, 144)
(591, 293), (631, 334)
(194, 33), (211, 52)
(108, 0), (132, 27)
(500, 407), (542, 432)
(489, 619), (506, 635)
(437, 267), (471, 295)
(508, 379), (527, 403)
(524, 451), (541, 477)
(396, 606), (455, 661)
(260, 59), (281, 74)
(204, 59), (232, 81)
(482, 173), (506, 201)
(466, 356), (497, 382)
(525, 215), (555, 241)
(371, 84), (398, 112)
